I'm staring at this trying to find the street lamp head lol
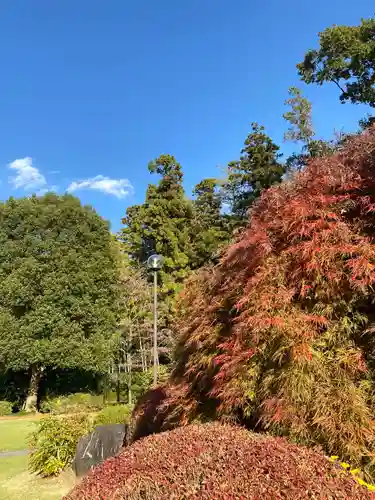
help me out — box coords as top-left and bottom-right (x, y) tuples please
(147, 254), (164, 271)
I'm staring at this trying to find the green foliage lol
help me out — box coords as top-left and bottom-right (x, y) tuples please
(121, 154), (194, 337)
(298, 17), (375, 107)
(0, 368), (102, 413)
(131, 366), (169, 400)
(94, 404), (132, 426)
(283, 87), (337, 171)
(0, 194), (119, 406)
(0, 400), (12, 416)
(190, 179), (230, 268)
(223, 122), (285, 224)
(39, 368), (102, 401)
(0, 371), (30, 411)
(39, 393), (104, 414)
(29, 403), (132, 478)
(359, 114), (375, 131)
(285, 138), (338, 172)
(108, 366), (170, 406)
(113, 251), (154, 384)
(283, 86), (314, 144)
(117, 256), (151, 334)
(28, 414), (91, 477)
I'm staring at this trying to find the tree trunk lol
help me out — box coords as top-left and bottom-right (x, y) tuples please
(116, 362), (121, 404)
(139, 335), (145, 372)
(102, 368), (111, 405)
(127, 351), (132, 405)
(24, 366), (42, 412)
(128, 326), (133, 405)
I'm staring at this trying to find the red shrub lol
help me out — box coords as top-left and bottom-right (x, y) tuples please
(159, 127), (375, 467)
(66, 423), (374, 499)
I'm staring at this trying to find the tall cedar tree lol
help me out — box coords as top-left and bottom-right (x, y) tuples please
(298, 17), (375, 107)
(283, 87), (336, 171)
(149, 127), (375, 474)
(223, 123), (285, 226)
(0, 194), (118, 411)
(121, 154), (193, 343)
(190, 178), (230, 268)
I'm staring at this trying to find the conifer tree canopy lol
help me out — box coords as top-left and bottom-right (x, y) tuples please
(223, 122), (285, 225)
(121, 154), (194, 336)
(190, 178), (229, 268)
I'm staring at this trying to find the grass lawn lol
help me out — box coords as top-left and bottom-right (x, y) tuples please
(0, 455), (75, 500)
(0, 417), (76, 499)
(0, 418), (38, 452)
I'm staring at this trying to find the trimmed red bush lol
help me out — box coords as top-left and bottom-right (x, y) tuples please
(66, 423), (374, 499)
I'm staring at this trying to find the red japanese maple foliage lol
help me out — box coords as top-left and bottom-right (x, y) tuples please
(66, 423), (374, 499)
(139, 127), (375, 470)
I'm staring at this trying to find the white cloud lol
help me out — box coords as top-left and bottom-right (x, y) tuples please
(8, 157), (47, 191)
(67, 175), (133, 199)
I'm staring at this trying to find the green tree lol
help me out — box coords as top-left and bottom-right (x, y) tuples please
(223, 123), (285, 225)
(359, 114), (375, 131)
(190, 179), (230, 267)
(283, 87), (314, 144)
(121, 154), (194, 338)
(297, 17), (375, 107)
(283, 87), (336, 171)
(115, 252), (152, 404)
(0, 194), (118, 411)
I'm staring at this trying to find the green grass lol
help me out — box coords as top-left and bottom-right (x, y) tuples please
(0, 456), (26, 481)
(0, 419), (38, 452)
(0, 417), (76, 499)
(0, 455), (75, 500)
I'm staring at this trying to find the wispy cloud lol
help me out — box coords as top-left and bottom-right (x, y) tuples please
(8, 157), (47, 191)
(67, 175), (133, 199)
(7, 159), (132, 200)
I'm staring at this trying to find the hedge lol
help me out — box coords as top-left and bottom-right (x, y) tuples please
(39, 393), (104, 414)
(66, 422), (374, 499)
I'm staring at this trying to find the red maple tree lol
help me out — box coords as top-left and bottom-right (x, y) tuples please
(139, 126), (375, 471)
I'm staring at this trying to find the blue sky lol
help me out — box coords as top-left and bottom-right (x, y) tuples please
(0, 1), (373, 232)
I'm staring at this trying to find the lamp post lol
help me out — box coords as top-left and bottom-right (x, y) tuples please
(147, 254), (164, 386)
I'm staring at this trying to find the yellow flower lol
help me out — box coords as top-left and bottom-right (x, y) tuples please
(340, 462), (350, 469)
(350, 468), (361, 476)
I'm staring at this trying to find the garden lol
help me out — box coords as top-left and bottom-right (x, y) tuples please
(0, 416), (74, 500)
(67, 125), (375, 498)
(0, 14), (375, 499)
(0, 374), (154, 499)
(6, 125), (375, 499)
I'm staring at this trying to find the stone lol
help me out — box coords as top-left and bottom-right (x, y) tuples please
(73, 423), (127, 477)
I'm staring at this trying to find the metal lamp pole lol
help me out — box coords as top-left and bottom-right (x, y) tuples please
(153, 269), (158, 386)
(147, 254), (163, 386)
